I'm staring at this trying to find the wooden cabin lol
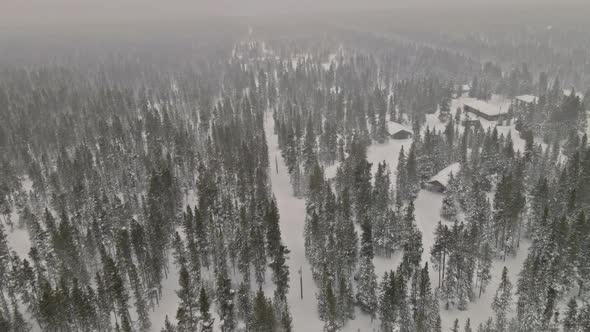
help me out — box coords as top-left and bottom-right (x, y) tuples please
(391, 129), (413, 140)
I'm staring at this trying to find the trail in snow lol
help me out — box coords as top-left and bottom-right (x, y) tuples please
(264, 96), (532, 330)
(152, 105), (532, 331)
(265, 112), (408, 331)
(2, 98), (534, 331)
(265, 113), (326, 331)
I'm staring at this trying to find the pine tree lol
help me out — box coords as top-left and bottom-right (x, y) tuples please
(121, 314), (133, 332)
(176, 266), (196, 331)
(357, 223), (378, 317)
(252, 288), (276, 332)
(492, 267), (513, 332)
(265, 199), (282, 259)
(280, 302), (293, 332)
(129, 264), (151, 332)
(415, 263), (439, 332)
(477, 242), (493, 298)
(563, 298), (578, 332)
(237, 281), (253, 326)
(430, 221), (449, 289)
(402, 202), (423, 274)
(103, 256), (130, 326)
(162, 315), (176, 332)
(269, 244), (290, 302)
(441, 190), (458, 221)
(251, 221), (267, 286)
(172, 231), (187, 268)
(322, 279), (339, 332)
(396, 146), (409, 202)
(198, 287), (214, 331)
(379, 271), (398, 332)
(215, 257), (235, 332)
(406, 143), (420, 200)
(336, 274), (355, 326)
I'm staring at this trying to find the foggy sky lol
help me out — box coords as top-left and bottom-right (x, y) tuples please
(2, 0), (588, 27)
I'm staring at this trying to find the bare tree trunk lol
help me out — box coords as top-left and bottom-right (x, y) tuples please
(441, 249), (446, 288)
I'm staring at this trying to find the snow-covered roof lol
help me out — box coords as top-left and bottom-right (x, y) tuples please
(387, 122), (412, 134)
(463, 99), (509, 117)
(515, 95), (537, 104)
(563, 89), (584, 100)
(461, 84), (471, 91)
(427, 162), (461, 187)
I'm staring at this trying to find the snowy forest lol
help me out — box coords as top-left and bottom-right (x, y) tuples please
(1, 4), (590, 332)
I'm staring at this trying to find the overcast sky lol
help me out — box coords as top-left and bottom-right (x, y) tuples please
(2, 0), (588, 27)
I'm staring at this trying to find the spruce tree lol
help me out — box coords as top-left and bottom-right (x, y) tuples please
(198, 287), (214, 331)
(492, 267), (513, 332)
(464, 318), (472, 332)
(176, 266), (196, 330)
(252, 288), (276, 332)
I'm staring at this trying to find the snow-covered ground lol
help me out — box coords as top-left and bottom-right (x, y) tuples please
(2, 95), (534, 331)
(148, 100), (536, 330)
(420, 96), (531, 329)
(6, 177), (33, 257)
(265, 113), (325, 331)
(263, 94), (533, 330)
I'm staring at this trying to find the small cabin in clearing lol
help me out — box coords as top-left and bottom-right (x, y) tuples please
(391, 129), (413, 140)
(424, 163), (461, 193)
(388, 122), (413, 140)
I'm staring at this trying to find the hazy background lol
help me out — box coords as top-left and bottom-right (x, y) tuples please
(2, 0), (589, 27)
(2, 0), (589, 68)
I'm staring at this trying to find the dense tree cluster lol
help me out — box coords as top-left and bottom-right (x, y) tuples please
(0, 41), (295, 331)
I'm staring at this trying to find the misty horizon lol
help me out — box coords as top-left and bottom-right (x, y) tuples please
(3, 0), (590, 27)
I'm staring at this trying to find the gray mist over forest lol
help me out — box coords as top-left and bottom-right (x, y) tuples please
(0, 1), (589, 332)
(2, 0), (589, 26)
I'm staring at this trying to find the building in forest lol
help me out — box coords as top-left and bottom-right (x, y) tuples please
(424, 163), (461, 192)
(388, 122), (413, 139)
(514, 94), (537, 107)
(463, 100), (510, 121)
(391, 129), (413, 140)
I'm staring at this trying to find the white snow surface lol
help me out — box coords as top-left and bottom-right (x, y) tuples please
(263, 99), (531, 330)
(264, 108), (530, 331)
(3, 97), (534, 331)
(563, 89), (584, 99)
(515, 95), (537, 104)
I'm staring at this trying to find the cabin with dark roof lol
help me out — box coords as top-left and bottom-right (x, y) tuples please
(424, 179), (446, 193)
(423, 163), (461, 193)
(391, 129), (413, 140)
